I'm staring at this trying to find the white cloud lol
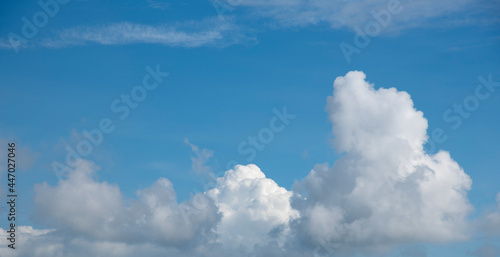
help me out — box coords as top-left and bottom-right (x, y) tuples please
(30, 159), (299, 255)
(207, 164), (299, 251)
(34, 160), (125, 240)
(238, 0), (487, 31)
(26, 159), (300, 256)
(0, 18), (251, 51)
(34, 160), (220, 247)
(39, 20), (239, 48)
(292, 71), (473, 254)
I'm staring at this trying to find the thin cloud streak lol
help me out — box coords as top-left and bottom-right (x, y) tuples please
(237, 0), (498, 32)
(0, 19), (250, 50)
(40, 21), (238, 48)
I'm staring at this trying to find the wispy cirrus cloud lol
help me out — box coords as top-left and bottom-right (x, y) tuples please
(147, 0), (171, 10)
(235, 0), (497, 31)
(40, 20), (243, 48)
(0, 18), (252, 50)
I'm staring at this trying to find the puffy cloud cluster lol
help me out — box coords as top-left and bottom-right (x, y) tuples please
(19, 160), (297, 256)
(34, 160), (220, 248)
(1, 71), (480, 256)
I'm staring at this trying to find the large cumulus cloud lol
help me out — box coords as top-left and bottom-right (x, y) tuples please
(292, 71), (472, 254)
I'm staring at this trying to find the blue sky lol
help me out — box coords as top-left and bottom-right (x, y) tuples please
(0, 0), (499, 256)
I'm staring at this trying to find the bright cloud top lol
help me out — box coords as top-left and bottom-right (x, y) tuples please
(3, 71), (480, 256)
